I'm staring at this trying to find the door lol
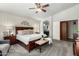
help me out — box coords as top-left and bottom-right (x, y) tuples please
(60, 21), (68, 40)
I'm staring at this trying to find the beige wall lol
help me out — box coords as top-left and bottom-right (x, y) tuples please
(0, 12), (40, 40)
(53, 21), (60, 40)
(0, 25), (6, 39)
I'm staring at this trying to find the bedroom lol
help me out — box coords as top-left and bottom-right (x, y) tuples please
(0, 3), (79, 56)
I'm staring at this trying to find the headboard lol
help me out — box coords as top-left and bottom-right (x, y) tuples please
(15, 27), (33, 34)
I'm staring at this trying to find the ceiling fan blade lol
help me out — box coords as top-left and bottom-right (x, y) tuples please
(35, 3), (40, 6)
(35, 3), (38, 5)
(29, 8), (35, 9)
(42, 4), (49, 8)
(35, 3), (41, 8)
(35, 11), (38, 13)
(41, 9), (46, 12)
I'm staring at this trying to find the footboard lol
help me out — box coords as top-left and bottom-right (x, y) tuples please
(17, 39), (40, 53)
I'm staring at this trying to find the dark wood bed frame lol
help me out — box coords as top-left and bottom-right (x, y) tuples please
(15, 27), (40, 52)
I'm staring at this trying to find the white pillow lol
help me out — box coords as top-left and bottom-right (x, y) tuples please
(17, 30), (23, 35)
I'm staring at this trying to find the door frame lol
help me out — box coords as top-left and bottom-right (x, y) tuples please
(60, 21), (68, 40)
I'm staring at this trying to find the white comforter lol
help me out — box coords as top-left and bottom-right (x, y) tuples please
(16, 34), (42, 45)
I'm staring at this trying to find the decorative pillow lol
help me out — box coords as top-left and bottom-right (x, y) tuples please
(23, 30), (33, 35)
(17, 30), (23, 35)
(28, 30), (33, 34)
(17, 30), (34, 35)
(23, 30), (29, 35)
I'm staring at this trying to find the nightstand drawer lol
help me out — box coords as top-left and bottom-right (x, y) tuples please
(4, 36), (9, 40)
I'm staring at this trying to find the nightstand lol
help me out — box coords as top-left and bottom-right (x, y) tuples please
(4, 35), (16, 45)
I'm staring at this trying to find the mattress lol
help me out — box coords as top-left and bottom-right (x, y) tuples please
(16, 34), (42, 45)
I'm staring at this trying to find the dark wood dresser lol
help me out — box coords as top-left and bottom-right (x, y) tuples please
(4, 35), (16, 45)
(74, 39), (79, 56)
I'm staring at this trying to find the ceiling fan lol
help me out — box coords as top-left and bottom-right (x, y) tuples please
(29, 3), (49, 13)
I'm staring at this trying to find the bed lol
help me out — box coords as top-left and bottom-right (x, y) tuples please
(15, 27), (42, 52)
(16, 34), (42, 45)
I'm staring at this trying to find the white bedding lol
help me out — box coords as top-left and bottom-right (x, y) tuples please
(16, 34), (42, 45)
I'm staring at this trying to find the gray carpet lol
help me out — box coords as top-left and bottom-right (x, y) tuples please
(7, 40), (74, 56)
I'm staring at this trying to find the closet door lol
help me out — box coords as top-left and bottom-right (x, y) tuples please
(60, 21), (68, 40)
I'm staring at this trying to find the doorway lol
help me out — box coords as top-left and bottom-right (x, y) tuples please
(60, 20), (78, 41)
(60, 21), (68, 41)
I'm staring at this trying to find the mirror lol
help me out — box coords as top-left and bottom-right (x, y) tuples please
(43, 20), (49, 37)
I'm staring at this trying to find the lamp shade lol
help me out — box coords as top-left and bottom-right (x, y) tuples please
(6, 26), (14, 35)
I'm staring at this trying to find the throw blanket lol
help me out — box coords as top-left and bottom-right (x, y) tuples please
(45, 38), (53, 44)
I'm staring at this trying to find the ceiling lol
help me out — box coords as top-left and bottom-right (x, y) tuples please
(0, 3), (78, 20)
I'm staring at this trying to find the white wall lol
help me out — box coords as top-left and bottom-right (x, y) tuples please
(40, 21), (44, 34)
(53, 4), (79, 21)
(48, 17), (53, 38)
(53, 21), (60, 40)
(53, 4), (79, 40)
(0, 12), (40, 26)
(68, 20), (78, 39)
(33, 24), (40, 33)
